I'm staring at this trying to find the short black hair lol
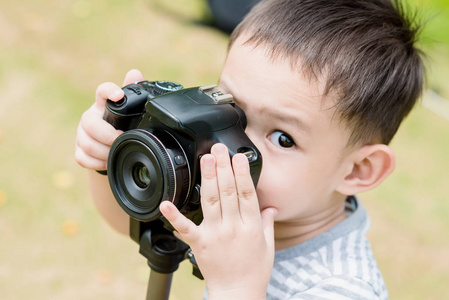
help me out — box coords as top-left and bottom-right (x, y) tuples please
(230, 0), (425, 145)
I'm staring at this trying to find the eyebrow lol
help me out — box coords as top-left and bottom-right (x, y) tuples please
(263, 109), (311, 136)
(219, 79), (311, 136)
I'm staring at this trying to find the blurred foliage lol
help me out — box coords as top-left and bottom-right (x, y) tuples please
(0, 0), (448, 300)
(409, 0), (449, 97)
(413, 0), (449, 46)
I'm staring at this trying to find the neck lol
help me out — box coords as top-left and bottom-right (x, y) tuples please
(273, 199), (347, 251)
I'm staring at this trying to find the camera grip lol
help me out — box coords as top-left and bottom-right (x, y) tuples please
(103, 101), (138, 131)
(97, 83), (151, 175)
(103, 82), (153, 131)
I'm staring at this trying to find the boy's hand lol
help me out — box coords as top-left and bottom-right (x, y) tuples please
(75, 69), (144, 170)
(160, 143), (277, 300)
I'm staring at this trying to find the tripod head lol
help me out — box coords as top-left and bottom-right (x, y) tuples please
(130, 218), (203, 279)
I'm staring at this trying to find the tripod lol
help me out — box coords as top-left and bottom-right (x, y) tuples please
(130, 218), (203, 300)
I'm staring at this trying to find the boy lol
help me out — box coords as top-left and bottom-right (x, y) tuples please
(75, 0), (424, 299)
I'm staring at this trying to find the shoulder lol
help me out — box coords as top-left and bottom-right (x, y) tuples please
(270, 239), (387, 299)
(287, 275), (385, 300)
(269, 197), (388, 299)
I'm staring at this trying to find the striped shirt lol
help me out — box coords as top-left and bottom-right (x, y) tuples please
(267, 196), (388, 299)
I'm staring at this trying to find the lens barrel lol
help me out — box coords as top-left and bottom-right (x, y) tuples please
(107, 129), (190, 221)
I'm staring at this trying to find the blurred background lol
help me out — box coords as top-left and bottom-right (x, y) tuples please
(0, 0), (448, 299)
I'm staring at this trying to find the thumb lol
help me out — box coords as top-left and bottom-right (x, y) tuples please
(159, 201), (198, 244)
(123, 69), (144, 86)
(261, 207), (277, 245)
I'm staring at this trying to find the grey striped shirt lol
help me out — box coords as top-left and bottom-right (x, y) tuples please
(267, 196), (388, 299)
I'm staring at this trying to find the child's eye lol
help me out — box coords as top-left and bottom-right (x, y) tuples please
(269, 131), (295, 148)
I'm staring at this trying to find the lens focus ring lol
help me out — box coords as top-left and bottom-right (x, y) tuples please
(107, 129), (186, 221)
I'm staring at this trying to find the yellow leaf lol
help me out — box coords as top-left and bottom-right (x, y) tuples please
(52, 170), (74, 189)
(0, 190), (6, 207)
(62, 220), (79, 236)
(96, 269), (112, 284)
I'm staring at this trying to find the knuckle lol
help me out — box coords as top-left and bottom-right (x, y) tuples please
(80, 108), (95, 124)
(238, 188), (254, 201)
(105, 130), (120, 146)
(205, 193), (221, 206)
(176, 222), (191, 236)
(77, 134), (98, 157)
(74, 149), (90, 169)
(81, 113), (96, 133)
(96, 82), (113, 95)
(220, 226), (237, 239)
(216, 157), (231, 170)
(221, 184), (236, 198)
(170, 220), (197, 242)
(79, 138), (94, 155)
(74, 148), (106, 170)
(81, 109), (89, 119)
(74, 149), (84, 166)
(202, 171), (216, 181)
(98, 161), (108, 170)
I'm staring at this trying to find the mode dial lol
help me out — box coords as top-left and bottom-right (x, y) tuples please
(153, 81), (183, 96)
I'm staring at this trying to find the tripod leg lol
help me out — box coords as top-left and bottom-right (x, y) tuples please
(146, 270), (173, 300)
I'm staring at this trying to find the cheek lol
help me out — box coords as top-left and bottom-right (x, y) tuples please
(255, 154), (337, 210)
(255, 162), (307, 208)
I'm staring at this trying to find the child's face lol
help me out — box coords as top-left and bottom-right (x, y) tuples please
(218, 37), (353, 228)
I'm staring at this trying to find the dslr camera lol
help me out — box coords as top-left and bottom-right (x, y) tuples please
(103, 80), (262, 230)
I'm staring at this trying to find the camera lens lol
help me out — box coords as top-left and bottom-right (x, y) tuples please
(132, 163), (151, 189)
(107, 129), (191, 222)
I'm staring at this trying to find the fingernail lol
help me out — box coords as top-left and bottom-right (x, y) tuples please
(160, 201), (172, 214)
(234, 153), (247, 165)
(213, 143), (227, 155)
(112, 90), (123, 100)
(201, 154), (215, 167)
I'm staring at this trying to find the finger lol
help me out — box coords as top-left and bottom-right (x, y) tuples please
(160, 201), (198, 243)
(260, 207), (277, 247)
(123, 69), (144, 86)
(81, 110), (123, 146)
(199, 154), (222, 222)
(95, 82), (124, 108)
(75, 146), (108, 170)
(232, 153), (260, 223)
(76, 124), (111, 161)
(211, 143), (240, 220)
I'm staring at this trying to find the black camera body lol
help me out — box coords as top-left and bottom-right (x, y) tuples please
(104, 80), (262, 230)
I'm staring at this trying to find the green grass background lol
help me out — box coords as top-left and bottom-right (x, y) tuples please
(0, 0), (448, 299)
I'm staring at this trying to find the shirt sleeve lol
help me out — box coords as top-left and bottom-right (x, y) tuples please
(289, 275), (382, 300)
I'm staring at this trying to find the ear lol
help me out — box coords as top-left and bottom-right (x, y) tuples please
(336, 144), (396, 195)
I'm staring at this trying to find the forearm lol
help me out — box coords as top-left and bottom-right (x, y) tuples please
(88, 170), (129, 235)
